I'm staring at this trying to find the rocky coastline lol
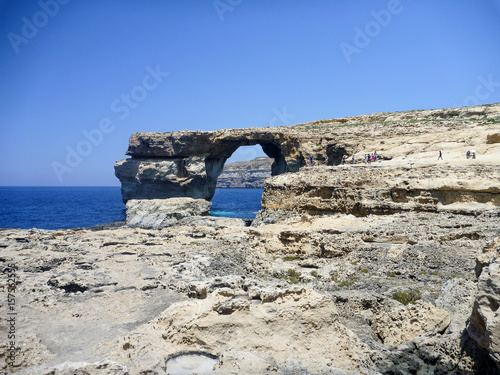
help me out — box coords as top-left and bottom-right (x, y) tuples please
(2, 103), (500, 374)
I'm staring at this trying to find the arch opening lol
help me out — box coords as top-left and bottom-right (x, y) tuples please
(209, 144), (279, 221)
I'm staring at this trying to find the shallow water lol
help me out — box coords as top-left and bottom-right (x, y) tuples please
(209, 188), (264, 219)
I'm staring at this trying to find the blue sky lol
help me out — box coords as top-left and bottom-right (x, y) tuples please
(1, 0), (499, 186)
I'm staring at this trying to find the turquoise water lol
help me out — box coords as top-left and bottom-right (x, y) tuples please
(0, 187), (263, 229)
(210, 188), (264, 219)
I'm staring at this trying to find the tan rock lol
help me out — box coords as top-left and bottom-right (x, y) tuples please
(261, 165), (500, 216)
(104, 287), (375, 374)
(125, 198), (211, 229)
(372, 300), (451, 346)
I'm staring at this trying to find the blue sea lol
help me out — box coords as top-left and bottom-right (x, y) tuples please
(0, 187), (263, 230)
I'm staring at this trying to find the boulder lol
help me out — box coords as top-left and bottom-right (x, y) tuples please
(125, 198), (211, 229)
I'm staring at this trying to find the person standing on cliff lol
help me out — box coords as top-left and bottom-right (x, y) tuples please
(438, 151), (443, 160)
(309, 155), (313, 166)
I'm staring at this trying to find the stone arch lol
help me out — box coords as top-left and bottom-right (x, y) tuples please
(115, 130), (338, 202)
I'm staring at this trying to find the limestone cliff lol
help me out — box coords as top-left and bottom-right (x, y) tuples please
(260, 165), (500, 217)
(468, 237), (500, 368)
(216, 157), (272, 188)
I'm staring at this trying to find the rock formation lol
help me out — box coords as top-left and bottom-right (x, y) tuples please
(114, 128), (348, 202)
(3, 209), (500, 373)
(260, 165), (500, 216)
(125, 198), (211, 229)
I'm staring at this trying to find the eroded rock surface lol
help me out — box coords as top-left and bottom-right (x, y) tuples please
(468, 237), (500, 368)
(115, 128), (347, 202)
(125, 198), (211, 229)
(2, 208), (500, 374)
(115, 103), (500, 202)
(261, 165), (500, 216)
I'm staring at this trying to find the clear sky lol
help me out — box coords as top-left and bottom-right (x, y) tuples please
(1, 0), (499, 186)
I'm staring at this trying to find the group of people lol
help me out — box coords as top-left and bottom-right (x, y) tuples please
(308, 148), (478, 166)
(362, 152), (377, 164)
(466, 150), (476, 159)
(308, 152), (379, 166)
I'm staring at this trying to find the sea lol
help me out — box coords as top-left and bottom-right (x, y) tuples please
(0, 187), (264, 230)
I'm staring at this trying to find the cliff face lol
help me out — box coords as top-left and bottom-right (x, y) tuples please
(253, 103), (500, 218)
(260, 165), (500, 216)
(216, 157), (272, 188)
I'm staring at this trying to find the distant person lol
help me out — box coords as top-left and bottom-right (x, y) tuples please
(466, 150), (470, 159)
(364, 154), (367, 164)
(438, 151), (443, 160)
(325, 156), (329, 165)
(309, 155), (313, 166)
(351, 155), (355, 164)
(374, 151), (377, 161)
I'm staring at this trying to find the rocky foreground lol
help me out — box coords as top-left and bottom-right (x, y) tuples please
(2, 207), (500, 374)
(2, 103), (500, 374)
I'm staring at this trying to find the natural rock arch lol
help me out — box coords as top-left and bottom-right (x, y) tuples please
(115, 129), (347, 202)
